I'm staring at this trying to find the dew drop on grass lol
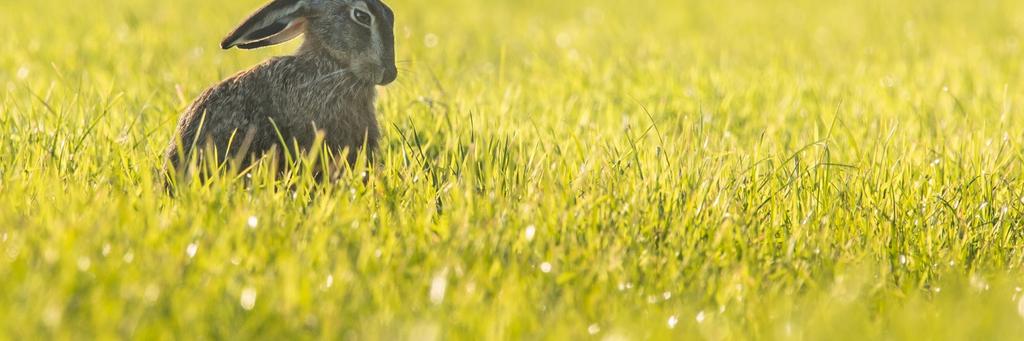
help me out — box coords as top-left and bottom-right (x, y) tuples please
(43, 248), (59, 264)
(881, 76), (896, 88)
(1018, 296), (1024, 320)
(240, 287), (257, 311)
(77, 257), (91, 271)
(186, 243), (198, 258)
(567, 49), (581, 61)
(101, 244), (111, 257)
(556, 32), (572, 48)
(16, 67), (29, 80)
(524, 225), (536, 241)
(970, 275), (990, 292)
(325, 275), (334, 289)
(588, 324), (601, 335)
(429, 272), (447, 305)
(5, 245), (19, 260)
(144, 284), (160, 303)
(667, 315), (679, 329)
(696, 310), (706, 323)
(424, 33), (439, 48)
(663, 291), (672, 300)
(540, 262), (553, 273)
(42, 303), (62, 328)
(247, 216), (259, 229)
(122, 251), (134, 264)
(189, 47), (204, 58)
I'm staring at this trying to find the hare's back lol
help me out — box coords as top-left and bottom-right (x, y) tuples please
(166, 65), (282, 169)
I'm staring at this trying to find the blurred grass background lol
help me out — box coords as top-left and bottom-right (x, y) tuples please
(2, 0), (1024, 339)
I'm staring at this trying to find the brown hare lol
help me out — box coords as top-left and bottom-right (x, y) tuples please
(165, 0), (397, 176)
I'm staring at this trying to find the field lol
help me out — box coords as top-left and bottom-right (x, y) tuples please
(2, 0), (1024, 338)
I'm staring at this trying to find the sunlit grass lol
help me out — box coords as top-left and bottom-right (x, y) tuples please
(2, 0), (1024, 338)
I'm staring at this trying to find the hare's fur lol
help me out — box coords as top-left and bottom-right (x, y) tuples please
(166, 47), (378, 170)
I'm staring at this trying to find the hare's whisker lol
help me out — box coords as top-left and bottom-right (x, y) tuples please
(300, 69), (350, 88)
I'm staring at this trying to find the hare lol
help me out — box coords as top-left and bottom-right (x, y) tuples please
(165, 0), (397, 176)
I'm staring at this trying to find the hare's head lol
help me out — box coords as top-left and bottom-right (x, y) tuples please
(221, 0), (398, 85)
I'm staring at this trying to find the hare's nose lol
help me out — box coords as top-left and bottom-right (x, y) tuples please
(380, 66), (398, 85)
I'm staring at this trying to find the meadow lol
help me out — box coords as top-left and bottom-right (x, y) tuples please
(2, 0), (1024, 338)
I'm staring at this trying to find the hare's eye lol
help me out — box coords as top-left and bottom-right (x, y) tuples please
(351, 9), (373, 27)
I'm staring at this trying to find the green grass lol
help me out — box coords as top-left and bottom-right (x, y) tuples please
(2, 0), (1024, 339)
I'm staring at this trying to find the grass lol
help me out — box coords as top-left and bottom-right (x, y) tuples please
(2, 0), (1024, 339)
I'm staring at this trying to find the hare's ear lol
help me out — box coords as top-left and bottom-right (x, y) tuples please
(221, 0), (308, 50)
